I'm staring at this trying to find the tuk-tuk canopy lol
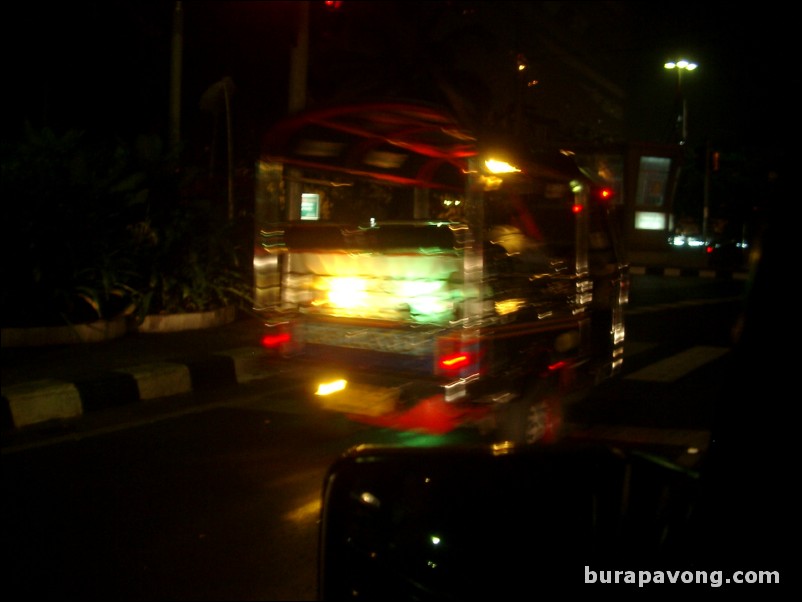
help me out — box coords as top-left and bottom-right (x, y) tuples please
(261, 100), (583, 192)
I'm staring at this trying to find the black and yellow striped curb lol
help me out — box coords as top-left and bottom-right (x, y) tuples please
(1, 347), (270, 433)
(629, 266), (749, 279)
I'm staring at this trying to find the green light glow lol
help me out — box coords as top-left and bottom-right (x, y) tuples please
(396, 432), (448, 447)
(396, 279), (445, 297)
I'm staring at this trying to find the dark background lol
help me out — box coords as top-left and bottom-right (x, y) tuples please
(0, 1), (792, 328)
(2, 1), (793, 153)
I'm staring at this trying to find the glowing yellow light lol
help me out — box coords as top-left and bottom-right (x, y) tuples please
(495, 298), (525, 315)
(321, 280), (440, 321)
(492, 441), (515, 455)
(326, 277), (367, 308)
(480, 175), (503, 190)
(315, 379), (347, 396)
(485, 159), (520, 174)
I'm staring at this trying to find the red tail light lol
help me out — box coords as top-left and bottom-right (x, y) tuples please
(261, 332), (291, 349)
(592, 186), (614, 203)
(436, 335), (480, 376)
(438, 352), (471, 371)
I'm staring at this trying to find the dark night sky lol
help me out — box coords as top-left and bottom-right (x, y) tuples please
(626, 1), (795, 150)
(1, 1), (794, 155)
(2, 1), (296, 148)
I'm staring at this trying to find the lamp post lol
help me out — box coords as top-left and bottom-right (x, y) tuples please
(665, 59), (708, 243)
(664, 59), (697, 144)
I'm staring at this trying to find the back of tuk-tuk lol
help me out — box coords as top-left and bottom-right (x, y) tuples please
(252, 101), (625, 434)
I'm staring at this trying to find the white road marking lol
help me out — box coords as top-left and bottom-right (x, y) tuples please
(624, 345), (729, 382)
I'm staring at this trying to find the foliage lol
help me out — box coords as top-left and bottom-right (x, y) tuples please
(132, 198), (253, 319)
(0, 124), (251, 328)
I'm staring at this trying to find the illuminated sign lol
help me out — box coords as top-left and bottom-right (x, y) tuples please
(301, 193), (320, 220)
(635, 211), (667, 231)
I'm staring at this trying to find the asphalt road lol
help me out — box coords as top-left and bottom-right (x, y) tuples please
(5, 275), (778, 600)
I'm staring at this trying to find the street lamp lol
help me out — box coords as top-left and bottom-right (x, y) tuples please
(664, 59), (698, 144)
(665, 59), (708, 244)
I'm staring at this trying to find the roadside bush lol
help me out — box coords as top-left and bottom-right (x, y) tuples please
(0, 125), (251, 328)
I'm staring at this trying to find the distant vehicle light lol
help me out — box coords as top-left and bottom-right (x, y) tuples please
(670, 234), (704, 248)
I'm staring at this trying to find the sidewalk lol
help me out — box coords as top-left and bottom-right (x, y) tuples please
(1, 313), (271, 438)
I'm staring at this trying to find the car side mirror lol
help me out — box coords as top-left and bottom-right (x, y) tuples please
(317, 441), (699, 599)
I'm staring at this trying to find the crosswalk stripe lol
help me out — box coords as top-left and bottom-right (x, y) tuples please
(624, 345), (729, 382)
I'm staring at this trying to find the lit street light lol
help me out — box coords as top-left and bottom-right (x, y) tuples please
(665, 59), (710, 244)
(664, 59), (698, 144)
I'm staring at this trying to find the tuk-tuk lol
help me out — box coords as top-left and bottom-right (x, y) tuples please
(254, 100), (628, 444)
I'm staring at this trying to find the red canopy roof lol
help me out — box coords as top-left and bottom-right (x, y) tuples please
(261, 100), (478, 190)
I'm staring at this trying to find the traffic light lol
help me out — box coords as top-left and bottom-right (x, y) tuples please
(324, 0), (343, 8)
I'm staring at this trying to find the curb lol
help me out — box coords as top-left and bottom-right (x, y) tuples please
(629, 265), (748, 280)
(1, 346), (270, 432)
